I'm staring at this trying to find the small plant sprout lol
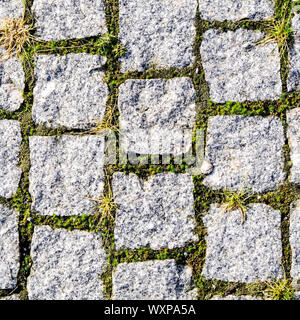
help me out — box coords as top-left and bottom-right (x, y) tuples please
(264, 278), (294, 300)
(89, 180), (117, 224)
(257, 2), (295, 57)
(112, 42), (127, 58)
(0, 16), (35, 61)
(223, 187), (253, 224)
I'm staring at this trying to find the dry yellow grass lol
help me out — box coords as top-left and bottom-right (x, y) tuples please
(90, 107), (119, 133)
(89, 180), (117, 224)
(0, 17), (34, 61)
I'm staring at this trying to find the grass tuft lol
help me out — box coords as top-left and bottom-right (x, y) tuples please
(90, 107), (119, 133)
(0, 16), (34, 61)
(91, 179), (117, 225)
(264, 278), (294, 300)
(257, 2), (294, 57)
(223, 188), (253, 224)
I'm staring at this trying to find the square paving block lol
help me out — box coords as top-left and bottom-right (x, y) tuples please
(29, 135), (105, 216)
(203, 116), (285, 193)
(119, 0), (197, 72)
(32, 0), (107, 41)
(202, 203), (283, 283)
(118, 78), (196, 156)
(201, 29), (282, 103)
(27, 226), (107, 300)
(112, 172), (198, 250)
(32, 54), (108, 129)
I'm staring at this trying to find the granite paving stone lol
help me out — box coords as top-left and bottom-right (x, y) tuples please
(119, 0), (197, 72)
(32, 0), (107, 41)
(112, 260), (196, 300)
(29, 135), (105, 216)
(0, 204), (19, 289)
(288, 14), (300, 92)
(118, 78), (196, 155)
(287, 108), (300, 184)
(200, 29), (282, 103)
(199, 0), (274, 22)
(27, 226), (107, 300)
(0, 120), (22, 198)
(32, 54), (108, 129)
(202, 203), (283, 283)
(112, 172), (198, 250)
(0, 49), (25, 112)
(203, 116), (285, 193)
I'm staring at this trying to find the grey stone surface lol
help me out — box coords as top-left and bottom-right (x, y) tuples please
(119, 0), (197, 72)
(199, 0), (274, 22)
(0, 0), (24, 21)
(32, 54), (108, 129)
(202, 203), (283, 283)
(287, 108), (300, 184)
(211, 295), (262, 300)
(32, 0), (107, 41)
(112, 260), (196, 300)
(203, 116), (285, 193)
(0, 204), (19, 289)
(0, 49), (25, 111)
(118, 78), (196, 155)
(29, 135), (105, 216)
(0, 294), (20, 300)
(27, 226), (107, 300)
(288, 14), (300, 92)
(201, 29), (282, 103)
(295, 292), (300, 300)
(112, 172), (198, 250)
(290, 201), (300, 286)
(0, 120), (22, 198)
(291, 14), (300, 41)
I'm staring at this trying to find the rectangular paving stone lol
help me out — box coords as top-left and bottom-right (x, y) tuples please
(0, 0), (24, 21)
(112, 172), (198, 250)
(203, 116), (285, 193)
(0, 204), (19, 289)
(32, 54), (108, 129)
(202, 203), (283, 283)
(119, 0), (197, 72)
(290, 201), (300, 289)
(27, 226), (107, 300)
(0, 120), (22, 198)
(112, 260), (196, 300)
(199, 0), (274, 22)
(287, 108), (300, 184)
(118, 78), (196, 155)
(200, 29), (282, 103)
(32, 0), (107, 41)
(288, 14), (300, 92)
(0, 48), (25, 111)
(29, 135), (105, 216)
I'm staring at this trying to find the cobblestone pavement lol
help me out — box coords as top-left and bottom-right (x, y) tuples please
(0, 0), (300, 300)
